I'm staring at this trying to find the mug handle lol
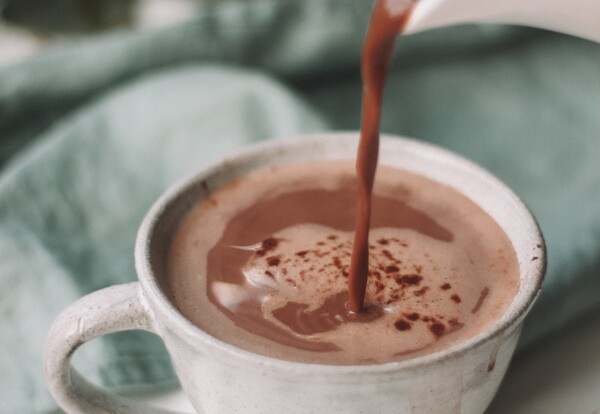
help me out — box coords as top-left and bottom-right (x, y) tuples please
(44, 282), (186, 414)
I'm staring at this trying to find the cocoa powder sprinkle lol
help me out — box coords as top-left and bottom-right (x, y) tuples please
(430, 322), (446, 337)
(406, 312), (420, 321)
(394, 319), (411, 331)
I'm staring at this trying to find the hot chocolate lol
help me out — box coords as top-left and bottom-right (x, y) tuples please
(167, 0), (519, 366)
(166, 160), (519, 364)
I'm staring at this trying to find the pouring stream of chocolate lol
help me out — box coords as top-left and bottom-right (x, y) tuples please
(348, 0), (418, 312)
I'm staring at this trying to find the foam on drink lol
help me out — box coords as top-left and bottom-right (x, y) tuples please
(167, 161), (519, 364)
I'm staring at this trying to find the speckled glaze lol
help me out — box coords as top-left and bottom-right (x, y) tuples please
(44, 133), (545, 413)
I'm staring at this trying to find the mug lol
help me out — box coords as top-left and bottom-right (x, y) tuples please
(44, 132), (545, 413)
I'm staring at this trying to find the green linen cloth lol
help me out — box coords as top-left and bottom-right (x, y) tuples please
(1, 1), (599, 412)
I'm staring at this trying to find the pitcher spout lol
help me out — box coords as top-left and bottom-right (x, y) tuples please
(402, 0), (600, 42)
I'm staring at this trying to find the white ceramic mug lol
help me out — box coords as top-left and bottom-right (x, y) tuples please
(44, 133), (545, 413)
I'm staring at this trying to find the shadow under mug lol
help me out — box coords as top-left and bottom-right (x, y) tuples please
(44, 132), (545, 414)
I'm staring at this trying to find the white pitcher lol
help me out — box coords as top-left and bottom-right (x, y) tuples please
(401, 0), (600, 42)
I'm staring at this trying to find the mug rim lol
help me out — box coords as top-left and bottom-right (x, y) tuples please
(134, 131), (545, 374)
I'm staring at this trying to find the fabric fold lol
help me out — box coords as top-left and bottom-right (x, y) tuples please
(0, 64), (327, 413)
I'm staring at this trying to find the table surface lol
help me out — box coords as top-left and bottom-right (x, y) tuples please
(130, 310), (600, 413)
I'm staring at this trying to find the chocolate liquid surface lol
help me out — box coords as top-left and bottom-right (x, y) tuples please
(167, 161), (520, 365)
